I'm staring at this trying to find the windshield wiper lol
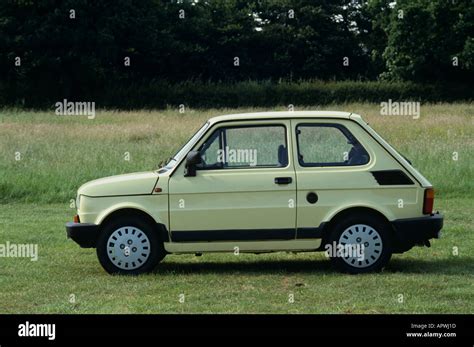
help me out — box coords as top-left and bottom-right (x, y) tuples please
(158, 157), (173, 169)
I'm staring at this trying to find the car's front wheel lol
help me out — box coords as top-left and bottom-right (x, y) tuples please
(327, 214), (393, 274)
(96, 217), (166, 275)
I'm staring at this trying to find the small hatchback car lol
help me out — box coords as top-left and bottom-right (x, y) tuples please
(66, 111), (443, 274)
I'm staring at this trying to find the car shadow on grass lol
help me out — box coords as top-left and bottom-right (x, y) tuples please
(154, 258), (334, 275)
(153, 256), (474, 276)
(386, 257), (474, 275)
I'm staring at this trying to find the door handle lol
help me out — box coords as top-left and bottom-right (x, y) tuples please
(274, 177), (292, 185)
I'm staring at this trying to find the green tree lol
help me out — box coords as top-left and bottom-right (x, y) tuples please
(379, 0), (473, 82)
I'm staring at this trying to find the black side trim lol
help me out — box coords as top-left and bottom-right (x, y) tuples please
(172, 227), (330, 242)
(296, 225), (325, 239)
(371, 170), (414, 185)
(66, 222), (100, 248)
(172, 229), (296, 242)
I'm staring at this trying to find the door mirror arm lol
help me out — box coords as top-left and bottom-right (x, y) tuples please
(184, 150), (202, 177)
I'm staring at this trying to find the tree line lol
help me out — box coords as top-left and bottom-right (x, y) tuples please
(0, 0), (472, 107)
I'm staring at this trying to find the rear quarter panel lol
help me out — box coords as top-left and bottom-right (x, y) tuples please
(291, 118), (425, 229)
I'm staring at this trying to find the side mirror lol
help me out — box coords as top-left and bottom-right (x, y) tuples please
(184, 150), (202, 177)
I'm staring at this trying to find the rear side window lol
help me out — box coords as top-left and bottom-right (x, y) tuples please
(296, 124), (369, 167)
(198, 124), (288, 169)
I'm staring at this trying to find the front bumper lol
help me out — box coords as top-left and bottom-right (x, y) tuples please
(66, 222), (100, 248)
(391, 212), (443, 252)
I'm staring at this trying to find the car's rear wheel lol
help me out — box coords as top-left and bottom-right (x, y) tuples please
(96, 217), (166, 275)
(327, 214), (393, 274)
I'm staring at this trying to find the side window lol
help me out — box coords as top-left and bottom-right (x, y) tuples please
(198, 125), (288, 169)
(296, 124), (369, 166)
(198, 129), (223, 169)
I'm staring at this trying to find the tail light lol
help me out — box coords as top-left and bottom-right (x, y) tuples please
(423, 188), (434, 214)
(73, 214), (80, 223)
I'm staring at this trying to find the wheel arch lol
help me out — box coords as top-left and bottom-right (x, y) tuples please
(320, 206), (393, 247)
(98, 207), (169, 242)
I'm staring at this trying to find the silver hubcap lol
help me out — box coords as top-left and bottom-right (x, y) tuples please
(338, 224), (383, 268)
(106, 226), (151, 270)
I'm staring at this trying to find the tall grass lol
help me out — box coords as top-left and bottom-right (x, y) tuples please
(0, 103), (472, 203)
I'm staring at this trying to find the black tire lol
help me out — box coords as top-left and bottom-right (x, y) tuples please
(327, 214), (393, 274)
(96, 216), (166, 275)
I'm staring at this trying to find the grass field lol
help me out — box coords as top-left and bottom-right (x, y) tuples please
(0, 103), (473, 313)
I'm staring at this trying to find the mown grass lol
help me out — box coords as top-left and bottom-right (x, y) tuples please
(0, 103), (473, 313)
(0, 198), (472, 314)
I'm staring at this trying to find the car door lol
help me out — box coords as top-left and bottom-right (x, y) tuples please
(168, 120), (297, 242)
(291, 119), (375, 238)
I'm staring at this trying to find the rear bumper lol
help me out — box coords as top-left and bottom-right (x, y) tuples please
(391, 213), (443, 252)
(66, 222), (100, 248)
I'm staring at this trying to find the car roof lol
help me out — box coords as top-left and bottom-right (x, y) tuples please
(208, 111), (360, 124)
